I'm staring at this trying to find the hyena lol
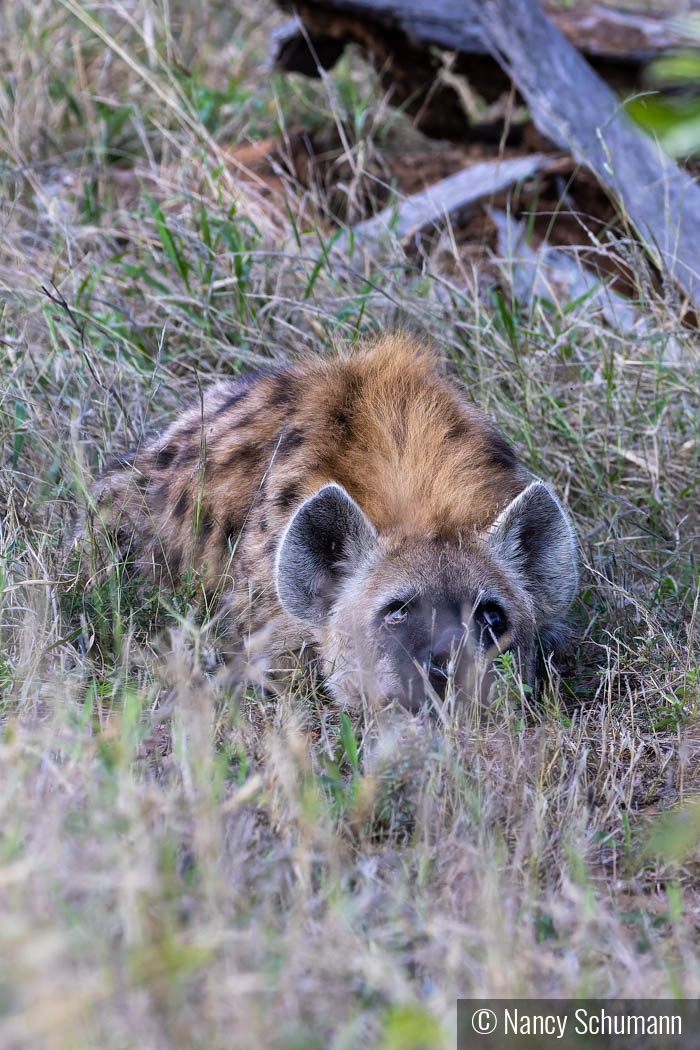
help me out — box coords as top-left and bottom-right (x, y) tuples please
(95, 334), (578, 709)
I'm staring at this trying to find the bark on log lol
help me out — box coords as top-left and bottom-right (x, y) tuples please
(273, 3), (697, 139)
(339, 153), (549, 260)
(478, 0), (700, 307)
(274, 0), (700, 308)
(275, 2), (692, 70)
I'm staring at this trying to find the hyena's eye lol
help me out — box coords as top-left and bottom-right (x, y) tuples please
(475, 602), (508, 641)
(382, 599), (411, 627)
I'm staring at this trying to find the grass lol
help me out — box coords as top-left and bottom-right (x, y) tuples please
(0, 1), (699, 1047)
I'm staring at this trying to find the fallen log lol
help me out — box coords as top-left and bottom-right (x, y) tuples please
(478, 0), (700, 308)
(273, 0), (700, 309)
(272, 3), (697, 140)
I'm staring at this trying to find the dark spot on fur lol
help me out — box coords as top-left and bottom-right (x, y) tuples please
(154, 444), (177, 469)
(488, 430), (518, 471)
(329, 375), (364, 442)
(224, 441), (263, 470)
(259, 514), (268, 534)
(101, 447), (138, 474)
(173, 489), (189, 520)
(222, 517), (243, 554)
(329, 408), (353, 441)
(276, 482), (301, 509)
(225, 516), (247, 558)
(223, 515), (242, 538)
(177, 445), (201, 468)
(267, 370), (297, 408)
(197, 506), (215, 542)
(179, 423), (202, 441)
(278, 426), (307, 456)
(445, 418), (472, 442)
(232, 410), (260, 431)
(341, 374), (363, 407)
(215, 385), (251, 416)
(265, 537), (278, 557)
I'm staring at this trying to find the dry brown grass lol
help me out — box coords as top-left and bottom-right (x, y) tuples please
(0, 1), (698, 1048)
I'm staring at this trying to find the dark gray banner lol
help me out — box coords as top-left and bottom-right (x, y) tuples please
(458, 1000), (700, 1049)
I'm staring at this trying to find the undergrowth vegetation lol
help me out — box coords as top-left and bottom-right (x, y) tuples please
(0, 1), (698, 1048)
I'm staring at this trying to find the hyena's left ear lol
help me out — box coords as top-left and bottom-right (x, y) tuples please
(276, 484), (377, 625)
(486, 481), (578, 624)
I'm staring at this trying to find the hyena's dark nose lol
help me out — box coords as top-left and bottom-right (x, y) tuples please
(427, 661), (449, 697)
(426, 627), (463, 697)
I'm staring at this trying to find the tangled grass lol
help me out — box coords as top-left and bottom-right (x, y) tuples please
(0, 2), (698, 1047)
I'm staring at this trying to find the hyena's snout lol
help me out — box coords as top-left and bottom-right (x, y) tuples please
(421, 618), (467, 700)
(378, 596), (486, 711)
(383, 592), (522, 711)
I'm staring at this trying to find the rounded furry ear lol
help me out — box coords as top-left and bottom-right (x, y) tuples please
(275, 484), (377, 626)
(486, 481), (578, 625)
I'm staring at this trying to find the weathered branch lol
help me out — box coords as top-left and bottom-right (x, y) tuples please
(273, 0), (700, 308)
(339, 154), (548, 260)
(477, 0), (700, 307)
(272, 3), (696, 139)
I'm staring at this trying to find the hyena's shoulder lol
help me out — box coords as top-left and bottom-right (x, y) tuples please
(92, 334), (526, 589)
(93, 364), (313, 589)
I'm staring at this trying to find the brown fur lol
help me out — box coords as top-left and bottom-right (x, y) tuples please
(98, 336), (524, 579)
(95, 334), (575, 707)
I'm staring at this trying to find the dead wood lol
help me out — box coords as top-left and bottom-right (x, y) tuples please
(272, 3), (697, 140)
(339, 154), (549, 260)
(479, 0), (700, 308)
(271, 0), (700, 309)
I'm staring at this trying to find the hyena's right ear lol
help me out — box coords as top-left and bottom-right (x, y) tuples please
(486, 481), (578, 626)
(275, 484), (377, 626)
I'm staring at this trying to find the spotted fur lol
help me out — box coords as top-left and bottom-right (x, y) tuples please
(95, 334), (578, 708)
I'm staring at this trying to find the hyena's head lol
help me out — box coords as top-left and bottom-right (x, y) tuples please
(275, 483), (578, 711)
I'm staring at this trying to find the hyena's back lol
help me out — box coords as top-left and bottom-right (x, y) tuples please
(96, 335), (527, 594)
